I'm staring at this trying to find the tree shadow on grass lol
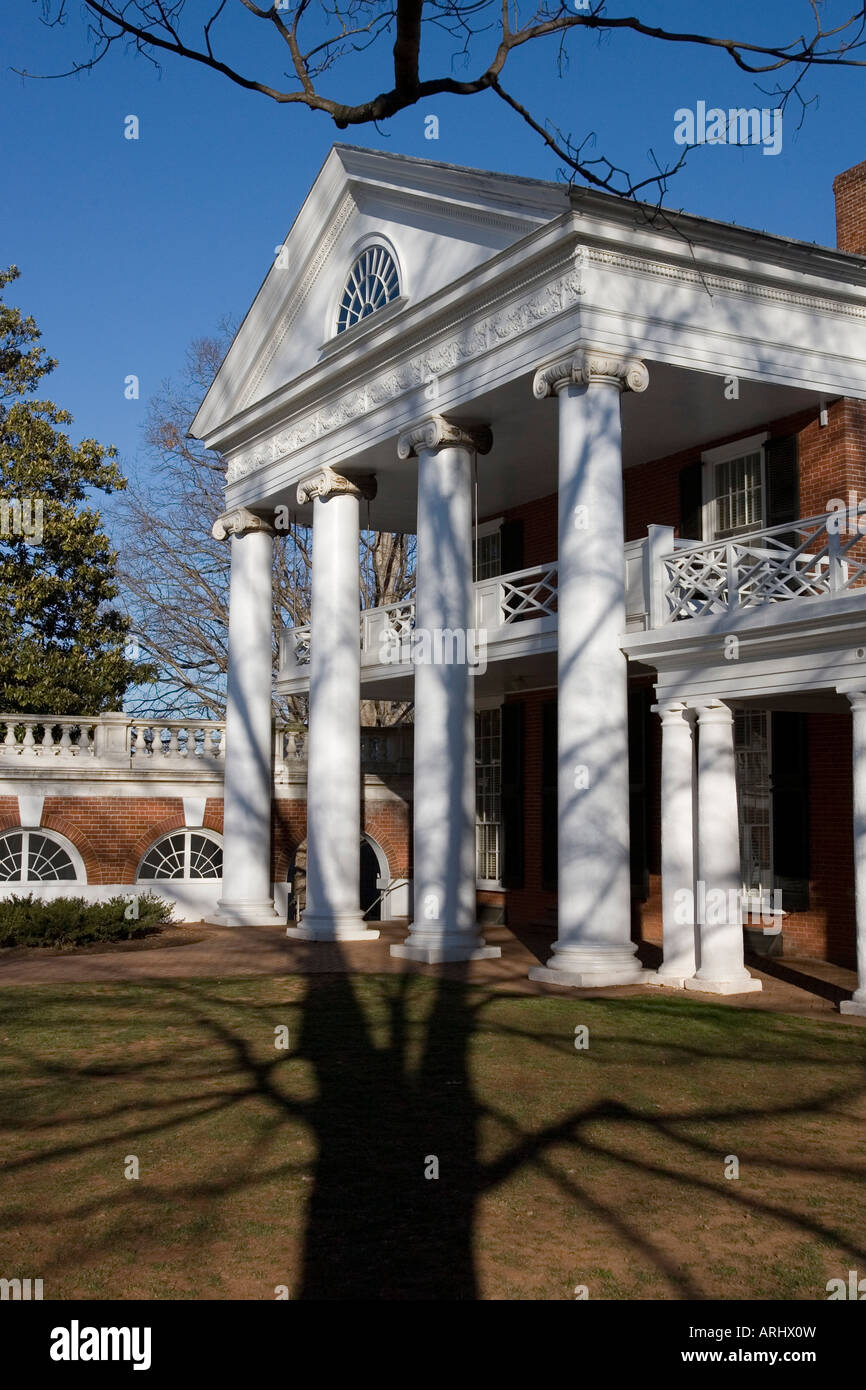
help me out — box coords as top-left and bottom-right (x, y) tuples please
(1, 969), (866, 1299)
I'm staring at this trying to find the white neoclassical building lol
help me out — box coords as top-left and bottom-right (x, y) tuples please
(185, 145), (866, 1009)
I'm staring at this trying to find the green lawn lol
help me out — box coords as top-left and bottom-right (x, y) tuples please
(0, 974), (864, 1299)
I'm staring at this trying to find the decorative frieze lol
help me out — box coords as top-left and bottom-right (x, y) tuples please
(225, 258), (584, 483)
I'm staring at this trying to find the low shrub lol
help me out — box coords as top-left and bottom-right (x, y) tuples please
(0, 894), (174, 948)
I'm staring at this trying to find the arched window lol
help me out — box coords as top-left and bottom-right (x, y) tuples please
(337, 245), (400, 333)
(0, 829), (81, 882)
(137, 830), (223, 881)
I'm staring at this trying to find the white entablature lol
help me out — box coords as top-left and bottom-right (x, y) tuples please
(190, 146), (866, 531)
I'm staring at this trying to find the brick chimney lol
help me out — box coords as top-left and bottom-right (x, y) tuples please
(833, 160), (866, 255)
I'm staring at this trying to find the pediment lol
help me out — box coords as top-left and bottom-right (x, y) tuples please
(190, 145), (567, 443)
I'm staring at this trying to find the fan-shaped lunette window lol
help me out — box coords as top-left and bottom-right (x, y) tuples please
(337, 245), (400, 333)
(0, 829), (79, 881)
(137, 830), (222, 881)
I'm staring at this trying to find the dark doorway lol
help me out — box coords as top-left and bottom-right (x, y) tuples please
(360, 837), (382, 921)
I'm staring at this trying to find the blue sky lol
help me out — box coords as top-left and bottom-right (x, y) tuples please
(2, 1), (864, 487)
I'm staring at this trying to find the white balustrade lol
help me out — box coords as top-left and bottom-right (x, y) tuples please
(0, 717), (96, 759)
(661, 510), (866, 623)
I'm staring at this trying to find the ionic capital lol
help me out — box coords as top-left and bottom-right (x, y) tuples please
(533, 347), (649, 399)
(296, 467), (377, 505)
(847, 689), (866, 713)
(397, 415), (492, 461)
(212, 506), (276, 542)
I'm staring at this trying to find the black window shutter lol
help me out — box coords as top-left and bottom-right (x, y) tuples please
(541, 699), (558, 892)
(764, 435), (799, 530)
(771, 711), (810, 912)
(628, 688), (650, 901)
(499, 519), (524, 575)
(679, 460), (703, 541)
(500, 703), (524, 889)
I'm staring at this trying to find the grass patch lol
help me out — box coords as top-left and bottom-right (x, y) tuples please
(0, 976), (864, 1299)
(0, 894), (173, 948)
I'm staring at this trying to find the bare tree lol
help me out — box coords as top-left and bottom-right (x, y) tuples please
(116, 325), (415, 724)
(21, 2), (866, 199)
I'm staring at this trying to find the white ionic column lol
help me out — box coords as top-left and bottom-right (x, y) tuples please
(528, 349), (650, 988)
(841, 691), (866, 1015)
(685, 700), (761, 995)
(208, 506), (279, 925)
(290, 466), (379, 942)
(390, 416), (501, 963)
(647, 703), (698, 987)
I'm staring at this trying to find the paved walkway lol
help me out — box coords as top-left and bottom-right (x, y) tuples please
(0, 918), (863, 1023)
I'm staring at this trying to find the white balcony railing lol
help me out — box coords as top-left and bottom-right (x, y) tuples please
(278, 510), (866, 678)
(661, 511), (866, 622)
(279, 562), (560, 675)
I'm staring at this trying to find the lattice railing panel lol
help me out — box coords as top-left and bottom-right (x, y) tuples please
(499, 565), (559, 623)
(662, 512), (866, 622)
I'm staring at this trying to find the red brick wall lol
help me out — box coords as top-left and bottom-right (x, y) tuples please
(502, 688), (557, 928)
(484, 493), (558, 567)
(631, 713), (857, 967)
(623, 402), (866, 544)
(271, 796), (411, 884)
(786, 713), (856, 966)
(834, 160), (866, 256)
(0, 793), (412, 891)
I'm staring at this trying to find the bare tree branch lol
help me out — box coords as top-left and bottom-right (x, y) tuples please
(17, 2), (866, 199)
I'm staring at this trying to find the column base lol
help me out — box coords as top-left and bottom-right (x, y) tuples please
(529, 941), (647, 989)
(684, 974), (762, 996)
(205, 899), (282, 927)
(390, 928), (500, 963)
(288, 912), (380, 942)
(645, 971), (691, 989)
(840, 997), (866, 1016)
(529, 963), (653, 989)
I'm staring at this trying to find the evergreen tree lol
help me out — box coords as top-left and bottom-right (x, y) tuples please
(0, 265), (146, 714)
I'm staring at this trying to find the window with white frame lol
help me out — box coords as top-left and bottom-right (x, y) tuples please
(703, 434), (767, 541)
(474, 517), (503, 581)
(475, 708), (502, 883)
(0, 829), (81, 882)
(137, 830), (223, 881)
(336, 245), (400, 334)
(734, 710), (772, 900)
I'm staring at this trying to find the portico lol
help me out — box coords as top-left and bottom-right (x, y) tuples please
(189, 144), (866, 1003)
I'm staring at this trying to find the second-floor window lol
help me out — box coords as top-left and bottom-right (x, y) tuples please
(475, 530), (501, 580)
(702, 433), (768, 541)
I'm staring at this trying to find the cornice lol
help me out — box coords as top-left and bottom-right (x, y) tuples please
(226, 249), (586, 483)
(222, 228), (866, 488)
(583, 243), (866, 320)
